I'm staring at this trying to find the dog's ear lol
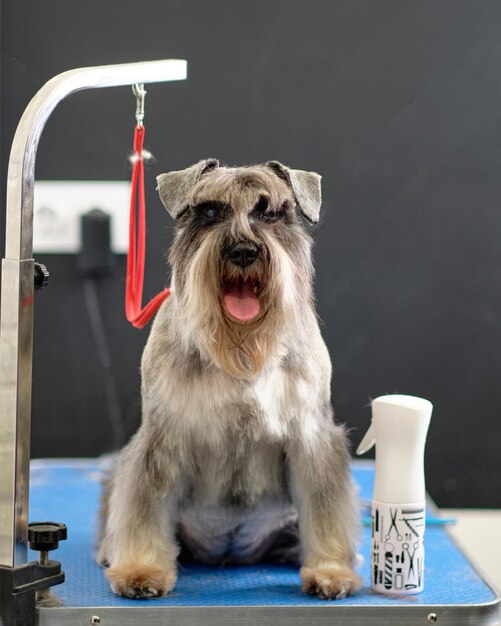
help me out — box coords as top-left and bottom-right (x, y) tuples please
(157, 159), (220, 219)
(266, 161), (322, 224)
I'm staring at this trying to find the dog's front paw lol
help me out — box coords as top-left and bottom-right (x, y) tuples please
(106, 564), (176, 599)
(300, 564), (362, 600)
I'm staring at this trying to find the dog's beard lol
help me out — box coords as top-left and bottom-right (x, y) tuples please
(172, 227), (312, 378)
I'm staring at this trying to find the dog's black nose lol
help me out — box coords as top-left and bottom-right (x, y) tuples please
(229, 242), (260, 267)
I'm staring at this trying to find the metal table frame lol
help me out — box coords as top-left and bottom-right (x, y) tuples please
(35, 603), (501, 626)
(0, 59), (187, 569)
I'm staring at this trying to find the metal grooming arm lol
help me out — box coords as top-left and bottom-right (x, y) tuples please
(0, 59), (187, 568)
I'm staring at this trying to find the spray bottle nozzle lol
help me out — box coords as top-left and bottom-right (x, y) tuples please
(356, 424), (375, 455)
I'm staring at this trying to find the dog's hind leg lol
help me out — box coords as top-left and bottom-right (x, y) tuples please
(100, 423), (181, 598)
(287, 419), (362, 600)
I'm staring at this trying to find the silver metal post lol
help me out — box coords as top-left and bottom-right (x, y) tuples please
(0, 59), (187, 567)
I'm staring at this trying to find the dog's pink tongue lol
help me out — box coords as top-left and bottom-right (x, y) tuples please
(223, 280), (260, 321)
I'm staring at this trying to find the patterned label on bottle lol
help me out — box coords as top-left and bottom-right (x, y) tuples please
(371, 501), (425, 594)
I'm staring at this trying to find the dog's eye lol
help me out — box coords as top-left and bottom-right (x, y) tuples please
(252, 196), (279, 223)
(196, 202), (225, 221)
(254, 196), (269, 214)
(205, 206), (220, 219)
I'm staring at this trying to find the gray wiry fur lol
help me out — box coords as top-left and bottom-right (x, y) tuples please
(98, 161), (361, 601)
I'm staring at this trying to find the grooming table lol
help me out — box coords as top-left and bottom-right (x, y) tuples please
(29, 460), (500, 626)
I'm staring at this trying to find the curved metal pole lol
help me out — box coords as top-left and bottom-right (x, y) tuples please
(6, 59), (187, 261)
(0, 59), (187, 566)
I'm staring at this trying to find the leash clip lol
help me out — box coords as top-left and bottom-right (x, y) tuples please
(132, 83), (146, 127)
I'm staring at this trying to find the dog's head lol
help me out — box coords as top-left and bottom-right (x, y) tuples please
(157, 160), (322, 377)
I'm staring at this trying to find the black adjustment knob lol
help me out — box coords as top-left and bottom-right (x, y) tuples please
(28, 522), (67, 552)
(34, 262), (50, 291)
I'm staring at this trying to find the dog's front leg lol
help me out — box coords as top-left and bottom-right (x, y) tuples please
(102, 424), (181, 598)
(288, 421), (362, 600)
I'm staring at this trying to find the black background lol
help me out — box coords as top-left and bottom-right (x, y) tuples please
(1, 1), (500, 507)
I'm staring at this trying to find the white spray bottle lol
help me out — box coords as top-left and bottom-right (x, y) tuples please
(357, 394), (433, 595)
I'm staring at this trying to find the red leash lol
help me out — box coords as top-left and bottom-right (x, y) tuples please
(125, 123), (170, 328)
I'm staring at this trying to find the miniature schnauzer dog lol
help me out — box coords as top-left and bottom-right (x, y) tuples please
(98, 159), (361, 600)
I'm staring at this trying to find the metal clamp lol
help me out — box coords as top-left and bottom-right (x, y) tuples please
(132, 83), (147, 127)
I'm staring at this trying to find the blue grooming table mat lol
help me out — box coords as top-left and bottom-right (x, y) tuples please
(29, 459), (500, 626)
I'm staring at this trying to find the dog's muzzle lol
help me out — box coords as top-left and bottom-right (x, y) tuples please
(222, 241), (262, 322)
